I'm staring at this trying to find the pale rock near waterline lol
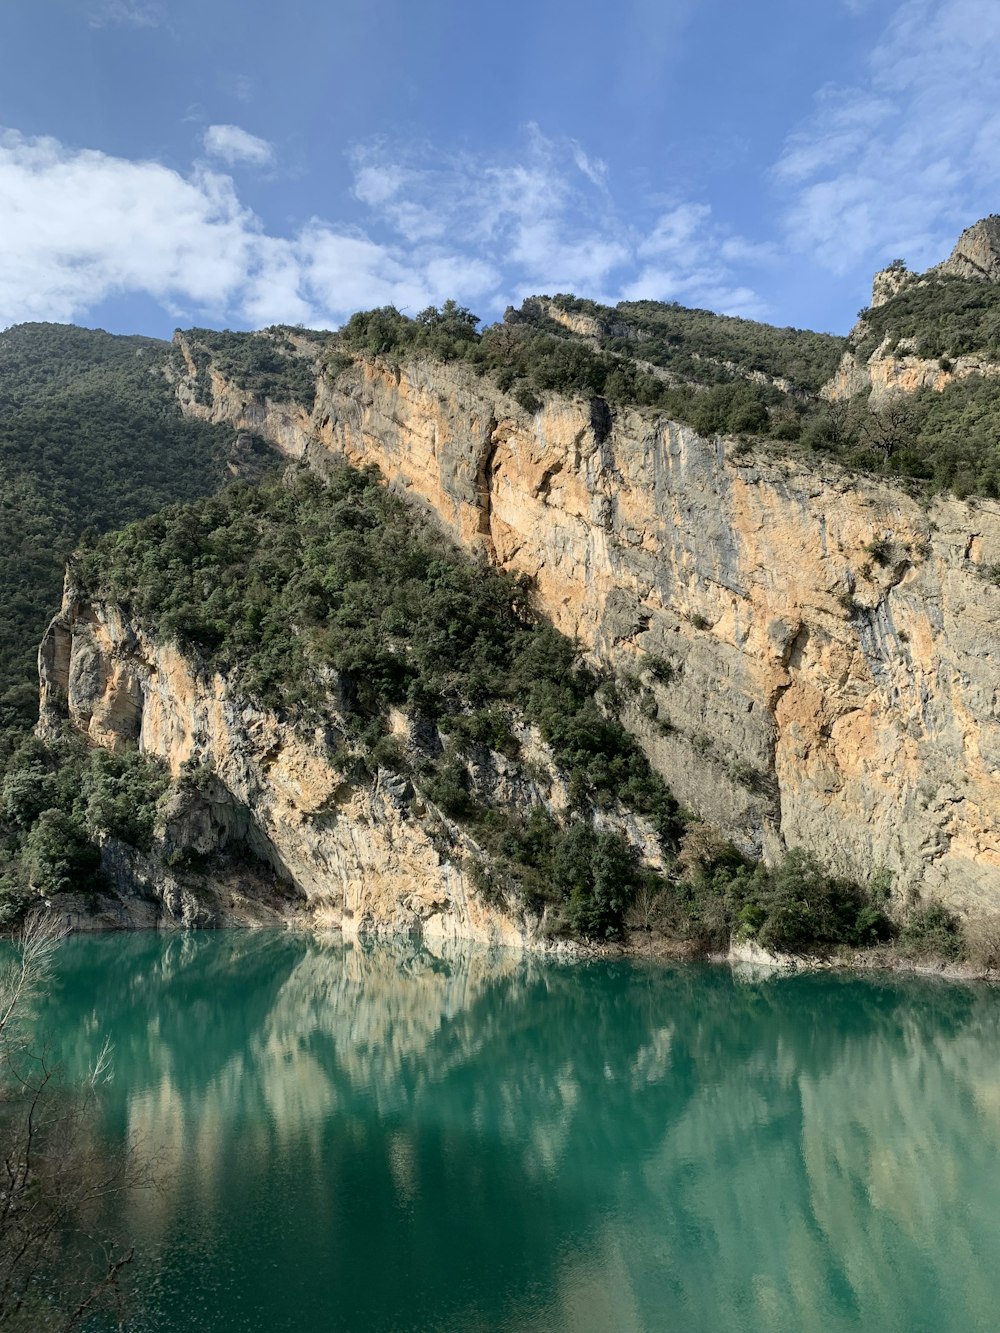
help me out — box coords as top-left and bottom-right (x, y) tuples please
(169, 336), (1000, 913)
(39, 592), (668, 941)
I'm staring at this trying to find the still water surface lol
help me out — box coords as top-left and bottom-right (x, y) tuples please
(37, 932), (1000, 1332)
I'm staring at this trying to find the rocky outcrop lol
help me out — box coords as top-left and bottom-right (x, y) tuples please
(39, 590), (666, 943)
(165, 338), (1000, 913)
(871, 265), (915, 309)
(827, 217), (1000, 404)
(825, 340), (1000, 405)
(933, 215), (1000, 283)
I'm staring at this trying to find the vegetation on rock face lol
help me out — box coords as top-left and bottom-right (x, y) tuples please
(801, 376), (1000, 497)
(1, 300), (995, 952)
(175, 326), (322, 409)
(0, 322), (275, 924)
(673, 842), (895, 954)
(548, 293), (845, 393)
(0, 323), (271, 748)
(73, 462), (684, 938)
(333, 300), (817, 442)
(188, 290), (1000, 504)
(68, 459), (910, 950)
(0, 731), (169, 918)
(850, 275), (1000, 364)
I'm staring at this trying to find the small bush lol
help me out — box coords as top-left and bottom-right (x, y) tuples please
(729, 761), (775, 796)
(555, 823), (640, 939)
(678, 846), (894, 954)
(962, 915), (1000, 970)
(897, 900), (964, 960)
(514, 384), (543, 415)
(645, 654), (676, 685)
(23, 808), (102, 895)
(865, 535), (893, 565)
(424, 759), (475, 819)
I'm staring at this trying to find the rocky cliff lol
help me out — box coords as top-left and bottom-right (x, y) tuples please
(155, 336), (1000, 913)
(934, 215), (1000, 283)
(827, 216), (1000, 404)
(824, 341), (1000, 404)
(38, 586), (667, 940)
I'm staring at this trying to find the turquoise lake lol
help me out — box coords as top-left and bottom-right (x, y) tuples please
(35, 931), (1000, 1332)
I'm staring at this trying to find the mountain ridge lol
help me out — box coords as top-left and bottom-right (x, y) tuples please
(3, 216), (1000, 959)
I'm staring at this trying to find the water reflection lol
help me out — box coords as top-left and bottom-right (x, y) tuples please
(38, 934), (1000, 1333)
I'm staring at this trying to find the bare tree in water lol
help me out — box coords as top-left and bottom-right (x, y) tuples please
(0, 913), (149, 1331)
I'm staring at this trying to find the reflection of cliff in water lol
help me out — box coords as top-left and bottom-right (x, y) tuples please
(40, 936), (1000, 1333)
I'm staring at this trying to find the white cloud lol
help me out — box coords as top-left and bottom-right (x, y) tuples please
(220, 74), (256, 105)
(774, 0), (1000, 274)
(571, 145), (609, 189)
(348, 130), (769, 316)
(203, 124), (274, 168)
(638, 204), (712, 261)
(0, 125), (770, 332)
(0, 132), (256, 325)
(88, 0), (162, 27)
(352, 163), (408, 207)
(0, 130), (505, 330)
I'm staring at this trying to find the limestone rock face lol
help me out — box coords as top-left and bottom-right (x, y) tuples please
(934, 215), (1000, 283)
(827, 218), (1000, 404)
(871, 266), (915, 309)
(825, 343), (1000, 406)
(38, 596), (558, 945)
(169, 340), (1000, 911)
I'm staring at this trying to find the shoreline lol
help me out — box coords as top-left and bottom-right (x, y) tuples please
(36, 898), (1000, 985)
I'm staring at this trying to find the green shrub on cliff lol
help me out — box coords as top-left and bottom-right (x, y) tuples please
(0, 322), (264, 749)
(0, 732), (170, 913)
(22, 808), (102, 896)
(70, 461), (684, 937)
(678, 845), (894, 954)
(469, 810), (647, 939)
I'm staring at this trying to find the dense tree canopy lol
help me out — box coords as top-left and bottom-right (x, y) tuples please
(0, 323), (269, 745)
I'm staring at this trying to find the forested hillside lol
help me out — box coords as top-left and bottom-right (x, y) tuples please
(0, 324), (274, 926)
(0, 288), (995, 956)
(0, 323), (271, 747)
(543, 293), (845, 391)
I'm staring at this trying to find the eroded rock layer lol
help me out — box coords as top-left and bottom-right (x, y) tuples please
(38, 597), (533, 943)
(168, 341), (1000, 910)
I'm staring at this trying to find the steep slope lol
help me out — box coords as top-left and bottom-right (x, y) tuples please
(0, 323), (282, 929)
(530, 293), (843, 394)
(37, 466), (680, 944)
(163, 324), (1000, 912)
(0, 322), (273, 742)
(826, 217), (1000, 406)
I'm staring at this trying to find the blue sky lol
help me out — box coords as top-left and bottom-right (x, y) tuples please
(1, 0), (998, 339)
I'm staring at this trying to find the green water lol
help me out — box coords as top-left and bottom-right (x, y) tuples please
(33, 932), (1000, 1332)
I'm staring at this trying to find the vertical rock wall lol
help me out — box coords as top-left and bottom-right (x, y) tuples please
(170, 344), (1000, 908)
